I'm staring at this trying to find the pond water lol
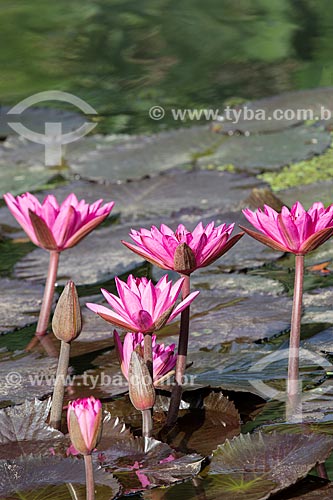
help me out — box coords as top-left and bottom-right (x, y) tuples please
(2, 0), (333, 133)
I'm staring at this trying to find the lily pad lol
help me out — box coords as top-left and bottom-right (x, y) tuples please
(67, 126), (222, 182)
(279, 180), (333, 210)
(0, 351), (57, 404)
(206, 431), (333, 499)
(187, 291), (292, 347)
(14, 223), (144, 285)
(213, 87), (333, 135)
(27, 170), (269, 224)
(0, 398), (64, 459)
(0, 278), (47, 334)
(99, 435), (203, 492)
(0, 455), (120, 498)
(302, 287), (333, 325)
(198, 126), (331, 174)
(162, 392), (240, 456)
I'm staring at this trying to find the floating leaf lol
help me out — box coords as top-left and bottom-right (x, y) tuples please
(21, 170), (268, 224)
(208, 431), (333, 499)
(280, 179), (333, 212)
(199, 126), (331, 174)
(99, 436), (203, 493)
(162, 392), (240, 456)
(67, 126), (221, 182)
(188, 291), (292, 346)
(14, 223), (145, 285)
(0, 398), (64, 459)
(213, 88), (333, 135)
(0, 455), (120, 498)
(0, 352), (57, 404)
(0, 278), (47, 334)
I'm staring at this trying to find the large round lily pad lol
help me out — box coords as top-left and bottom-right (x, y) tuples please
(66, 126), (222, 182)
(280, 180), (333, 210)
(0, 351), (57, 405)
(213, 87), (333, 135)
(188, 291), (292, 347)
(17, 170), (268, 224)
(0, 279), (45, 334)
(14, 223), (144, 285)
(198, 126), (331, 174)
(0, 138), (57, 195)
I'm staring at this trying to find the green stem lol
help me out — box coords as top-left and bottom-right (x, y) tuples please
(84, 454), (95, 500)
(166, 274), (191, 427)
(286, 254), (304, 421)
(49, 340), (70, 429)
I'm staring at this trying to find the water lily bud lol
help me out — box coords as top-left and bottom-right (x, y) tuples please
(67, 396), (102, 455)
(173, 242), (196, 274)
(52, 280), (82, 342)
(128, 351), (155, 411)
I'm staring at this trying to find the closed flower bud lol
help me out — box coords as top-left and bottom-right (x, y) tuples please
(67, 397), (102, 455)
(128, 351), (155, 411)
(173, 242), (196, 274)
(52, 280), (82, 342)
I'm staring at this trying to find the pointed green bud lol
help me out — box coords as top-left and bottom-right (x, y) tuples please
(52, 280), (82, 343)
(128, 351), (155, 411)
(173, 242), (196, 274)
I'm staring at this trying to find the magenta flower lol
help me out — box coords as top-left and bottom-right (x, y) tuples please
(241, 201), (333, 255)
(122, 221), (244, 274)
(67, 396), (102, 455)
(114, 330), (176, 384)
(86, 274), (199, 333)
(4, 192), (115, 251)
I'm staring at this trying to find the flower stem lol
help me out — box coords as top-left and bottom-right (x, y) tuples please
(49, 340), (70, 429)
(142, 333), (153, 437)
(26, 250), (60, 353)
(286, 254), (304, 422)
(84, 454), (95, 500)
(166, 274), (191, 427)
(142, 408), (153, 438)
(143, 333), (153, 379)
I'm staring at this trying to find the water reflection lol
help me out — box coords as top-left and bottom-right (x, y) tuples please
(1, 1), (333, 133)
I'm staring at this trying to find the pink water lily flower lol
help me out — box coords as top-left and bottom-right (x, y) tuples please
(67, 396), (102, 455)
(241, 201), (333, 255)
(4, 192), (114, 251)
(114, 330), (176, 384)
(122, 221), (244, 275)
(86, 274), (199, 333)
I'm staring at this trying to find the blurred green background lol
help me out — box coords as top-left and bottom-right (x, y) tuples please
(1, 0), (333, 133)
